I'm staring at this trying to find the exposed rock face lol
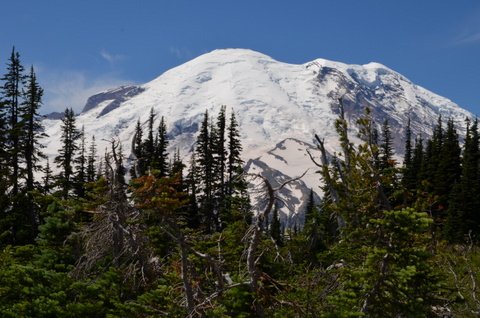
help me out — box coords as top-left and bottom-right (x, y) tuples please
(82, 85), (145, 117)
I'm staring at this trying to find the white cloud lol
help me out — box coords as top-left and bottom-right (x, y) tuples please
(169, 46), (192, 60)
(100, 49), (125, 64)
(455, 31), (480, 45)
(37, 69), (134, 114)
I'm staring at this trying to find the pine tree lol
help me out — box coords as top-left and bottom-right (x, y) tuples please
(434, 118), (461, 221)
(445, 119), (480, 242)
(215, 105), (227, 197)
(74, 126), (87, 198)
(380, 119), (395, 170)
(130, 119), (144, 178)
(196, 111), (215, 232)
(155, 116), (169, 177)
(227, 111), (244, 196)
(185, 153), (200, 229)
(1, 47), (26, 197)
(144, 108), (155, 169)
(43, 158), (52, 194)
(54, 108), (80, 199)
(270, 206), (282, 246)
(87, 135), (97, 183)
(402, 118), (415, 191)
(20, 66), (46, 193)
(18, 66), (46, 239)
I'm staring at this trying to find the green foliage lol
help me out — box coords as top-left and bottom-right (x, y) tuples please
(326, 208), (439, 317)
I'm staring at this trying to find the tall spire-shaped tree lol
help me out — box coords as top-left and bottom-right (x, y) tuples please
(20, 66), (46, 193)
(74, 126), (87, 198)
(55, 108), (80, 199)
(215, 105), (227, 197)
(1, 47), (26, 197)
(87, 135), (97, 182)
(155, 115), (169, 177)
(130, 119), (144, 178)
(227, 111), (243, 196)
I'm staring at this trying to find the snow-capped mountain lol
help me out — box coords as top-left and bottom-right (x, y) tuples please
(41, 49), (473, 223)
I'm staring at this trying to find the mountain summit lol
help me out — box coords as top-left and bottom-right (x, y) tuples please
(42, 48), (473, 223)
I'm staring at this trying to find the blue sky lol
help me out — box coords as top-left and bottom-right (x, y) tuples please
(2, 1), (480, 114)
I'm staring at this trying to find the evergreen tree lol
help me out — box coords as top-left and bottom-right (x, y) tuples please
(74, 126), (87, 198)
(270, 206), (282, 246)
(20, 66), (46, 193)
(54, 108), (80, 199)
(18, 66), (46, 239)
(1, 47), (26, 197)
(227, 111), (244, 196)
(215, 105), (227, 197)
(144, 108), (155, 168)
(445, 119), (480, 242)
(86, 135), (97, 183)
(196, 111), (215, 232)
(130, 119), (144, 178)
(380, 119), (395, 170)
(434, 118), (461, 222)
(43, 158), (52, 195)
(185, 153), (200, 229)
(402, 118), (416, 191)
(155, 116), (169, 177)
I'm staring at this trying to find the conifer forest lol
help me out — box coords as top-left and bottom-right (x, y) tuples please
(1, 49), (480, 317)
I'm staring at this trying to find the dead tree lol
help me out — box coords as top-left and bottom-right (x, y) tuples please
(245, 171), (307, 317)
(72, 139), (154, 288)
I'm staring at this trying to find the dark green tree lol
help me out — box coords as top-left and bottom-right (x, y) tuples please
(155, 115), (169, 177)
(227, 111), (244, 196)
(73, 126), (87, 198)
(54, 108), (80, 199)
(17, 66), (46, 240)
(215, 105), (227, 196)
(270, 205), (282, 246)
(144, 108), (155, 168)
(86, 135), (97, 183)
(1, 47), (26, 197)
(20, 66), (46, 193)
(445, 119), (480, 242)
(196, 111), (215, 232)
(130, 119), (145, 178)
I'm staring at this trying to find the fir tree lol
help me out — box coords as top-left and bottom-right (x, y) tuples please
(74, 126), (87, 198)
(270, 206), (282, 246)
(155, 116), (169, 177)
(196, 111), (215, 232)
(185, 153), (200, 229)
(215, 105), (227, 197)
(227, 111), (244, 196)
(380, 119), (395, 170)
(144, 108), (155, 168)
(86, 135), (97, 183)
(434, 118), (461, 221)
(1, 47), (26, 197)
(54, 108), (80, 199)
(18, 66), (45, 239)
(20, 66), (46, 193)
(43, 158), (52, 194)
(445, 119), (480, 242)
(130, 119), (144, 178)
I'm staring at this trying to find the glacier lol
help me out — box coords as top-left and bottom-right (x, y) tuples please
(41, 48), (473, 223)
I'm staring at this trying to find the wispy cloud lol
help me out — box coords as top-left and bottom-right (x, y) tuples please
(169, 46), (192, 60)
(454, 31), (480, 45)
(37, 68), (134, 114)
(100, 49), (125, 64)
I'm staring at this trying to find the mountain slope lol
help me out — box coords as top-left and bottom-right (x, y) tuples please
(41, 48), (473, 220)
